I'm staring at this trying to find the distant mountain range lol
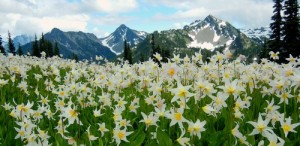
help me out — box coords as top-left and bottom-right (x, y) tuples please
(8, 15), (270, 61)
(100, 24), (147, 55)
(21, 28), (116, 60)
(240, 27), (271, 44)
(133, 15), (265, 61)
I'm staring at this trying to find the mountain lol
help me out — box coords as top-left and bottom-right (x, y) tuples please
(13, 35), (34, 46)
(100, 24), (147, 55)
(2, 35), (33, 51)
(22, 28), (116, 60)
(134, 15), (256, 61)
(240, 27), (270, 44)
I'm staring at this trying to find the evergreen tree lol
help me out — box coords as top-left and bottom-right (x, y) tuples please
(139, 53), (145, 62)
(39, 33), (46, 53)
(127, 43), (132, 64)
(0, 35), (5, 55)
(150, 33), (157, 59)
(70, 53), (78, 61)
(32, 34), (40, 57)
(162, 47), (171, 62)
(123, 40), (133, 64)
(45, 40), (53, 57)
(282, 0), (300, 60)
(269, 0), (283, 56)
(7, 31), (16, 55)
(53, 41), (60, 56)
(17, 43), (23, 56)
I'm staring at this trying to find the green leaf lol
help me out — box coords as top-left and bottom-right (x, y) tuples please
(157, 128), (172, 146)
(98, 138), (103, 146)
(125, 125), (145, 146)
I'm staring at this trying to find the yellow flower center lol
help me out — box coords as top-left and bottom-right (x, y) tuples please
(281, 93), (289, 100)
(227, 86), (235, 94)
(118, 131), (125, 139)
(69, 109), (77, 118)
(283, 124), (291, 132)
(99, 127), (105, 132)
(276, 83), (283, 90)
(198, 84), (205, 89)
(145, 119), (152, 126)
(168, 68), (175, 76)
(42, 98), (47, 104)
(178, 88), (187, 98)
(270, 141), (276, 146)
(215, 97), (221, 105)
(174, 112), (182, 121)
(129, 105), (134, 110)
(59, 91), (65, 97)
(285, 70), (293, 77)
(257, 124), (266, 133)
(59, 101), (65, 107)
(19, 131), (25, 136)
(118, 101), (123, 106)
(194, 126), (200, 132)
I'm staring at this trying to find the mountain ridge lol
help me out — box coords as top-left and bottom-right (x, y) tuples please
(99, 24), (147, 55)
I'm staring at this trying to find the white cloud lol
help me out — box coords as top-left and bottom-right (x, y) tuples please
(173, 22), (189, 29)
(0, 0), (89, 37)
(91, 27), (109, 38)
(82, 0), (138, 13)
(91, 15), (135, 25)
(148, 0), (273, 28)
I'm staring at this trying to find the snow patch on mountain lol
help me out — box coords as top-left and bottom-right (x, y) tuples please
(100, 24), (147, 55)
(240, 27), (270, 39)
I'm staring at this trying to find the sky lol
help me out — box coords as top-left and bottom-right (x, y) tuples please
(0, 0), (275, 38)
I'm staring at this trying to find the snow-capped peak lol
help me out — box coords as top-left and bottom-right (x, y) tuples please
(100, 24), (148, 55)
(240, 27), (271, 39)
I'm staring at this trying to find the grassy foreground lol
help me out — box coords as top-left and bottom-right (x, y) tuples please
(0, 51), (299, 146)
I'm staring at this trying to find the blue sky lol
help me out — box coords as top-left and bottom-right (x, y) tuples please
(0, 0), (275, 38)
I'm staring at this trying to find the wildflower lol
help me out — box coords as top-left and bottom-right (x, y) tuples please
(218, 79), (243, 98)
(153, 53), (162, 62)
(265, 132), (285, 146)
(269, 51), (279, 60)
(187, 119), (206, 139)
(37, 128), (50, 140)
(0, 79), (8, 87)
(202, 104), (217, 117)
(286, 54), (296, 63)
(98, 123), (109, 137)
(265, 99), (280, 114)
(61, 104), (80, 126)
(176, 129), (190, 146)
(278, 91), (292, 105)
(128, 102), (139, 114)
(247, 113), (273, 137)
(93, 108), (103, 118)
(170, 81), (194, 103)
(14, 127), (27, 140)
(280, 117), (300, 137)
(2, 102), (13, 111)
(171, 53), (181, 63)
(113, 126), (133, 146)
(232, 124), (250, 146)
(211, 92), (228, 109)
(140, 112), (159, 130)
(166, 108), (187, 128)
(86, 126), (98, 141)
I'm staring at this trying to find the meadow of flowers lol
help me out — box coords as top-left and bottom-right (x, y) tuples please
(0, 51), (299, 146)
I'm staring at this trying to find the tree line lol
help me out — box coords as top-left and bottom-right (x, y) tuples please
(264, 0), (300, 63)
(122, 33), (171, 64)
(31, 33), (59, 58)
(0, 32), (60, 58)
(0, 31), (19, 56)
